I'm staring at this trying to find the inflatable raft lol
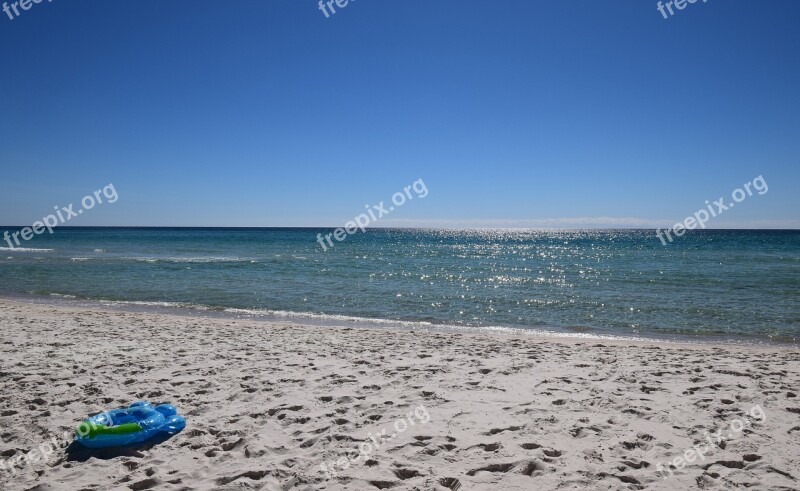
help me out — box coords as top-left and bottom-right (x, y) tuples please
(75, 401), (186, 448)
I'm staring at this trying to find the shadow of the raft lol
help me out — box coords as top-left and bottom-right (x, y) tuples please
(64, 432), (179, 462)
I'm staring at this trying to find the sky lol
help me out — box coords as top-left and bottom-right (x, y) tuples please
(0, 0), (798, 228)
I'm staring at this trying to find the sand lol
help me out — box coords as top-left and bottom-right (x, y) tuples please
(0, 298), (798, 490)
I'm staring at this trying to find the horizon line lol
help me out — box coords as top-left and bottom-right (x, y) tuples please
(1, 225), (799, 231)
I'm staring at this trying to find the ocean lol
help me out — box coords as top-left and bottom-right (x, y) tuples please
(0, 228), (798, 344)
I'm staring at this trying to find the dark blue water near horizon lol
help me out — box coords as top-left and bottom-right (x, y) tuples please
(0, 227), (798, 344)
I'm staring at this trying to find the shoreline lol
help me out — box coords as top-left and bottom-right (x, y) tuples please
(1, 292), (795, 349)
(1, 298), (799, 490)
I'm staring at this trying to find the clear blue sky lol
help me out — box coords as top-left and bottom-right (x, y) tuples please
(1, 0), (798, 228)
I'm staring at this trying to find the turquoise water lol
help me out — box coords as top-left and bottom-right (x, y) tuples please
(0, 228), (798, 343)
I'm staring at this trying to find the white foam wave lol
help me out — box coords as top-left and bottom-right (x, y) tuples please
(99, 299), (214, 310)
(50, 293), (77, 299)
(0, 247), (54, 252)
(125, 256), (252, 264)
(223, 307), (435, 328)
(25, 295), (665, 344)
(221, 307), (647, 340)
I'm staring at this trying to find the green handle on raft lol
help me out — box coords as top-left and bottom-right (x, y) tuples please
(78, 422), (143, 439)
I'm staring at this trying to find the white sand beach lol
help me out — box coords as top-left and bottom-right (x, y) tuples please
(0, 299), (798, 490)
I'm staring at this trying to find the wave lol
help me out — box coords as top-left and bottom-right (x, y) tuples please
(50, 297), (539, 335)
(100, 299), (215, 309)
(125, 256), (254, 264)
(23, 294), (646, 341)
(49, 293), (77, 299)
(223, 307), (437, 327)
(0, 247), (54, 252)
(64, 256), (256, 264)
(219, 307), (647, 341)
(6, 292), (779, 346)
